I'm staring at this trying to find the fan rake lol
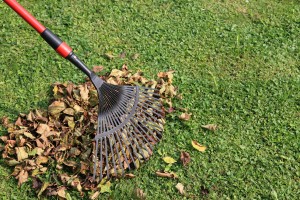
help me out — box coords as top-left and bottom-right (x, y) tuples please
(4, 0), (165, 181)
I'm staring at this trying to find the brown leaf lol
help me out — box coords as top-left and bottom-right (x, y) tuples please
(201, 124), (218, 131)
(124, 173), (135, 179)
(79, 84), (89, 101)
(1, 116), (9, 128)
(48, 101), (66, 117)
(90, 191), (100, 200)
(57, 187), (66, 198)
(179, 113), (192, 121)
(135, 188), (146, 200)
(175, 183), (185, 195)
(63, 108), (75, 116)
(36, 124), (50, 135)
(119, 51), (126, 59)
(15, 117), (23, 126)
(93, 66), (104, 73)
(132, 53), (140, 60)
(156, 171), (178, 179)
(191, 140), (206, 152)
(16, 147), (28, 161)
(110, 69), (124, 77)
(16, 169), (28, 186)
(36, 155), (48, 165)
(180, 151), (191, 166)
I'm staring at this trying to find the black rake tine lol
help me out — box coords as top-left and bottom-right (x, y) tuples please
(129, 119), (153, 156)
(112, 133), (125, 175)
(105, 137), (109, 179)
(118, 128), (140, 168)
(93, 138), (99, 180)
(100, 137), (103, 180)
(108, 135), (118, 176)
(130, 118), (154, 150)
(122, 125), (143, 164)
(115, 130), (132, 170)
(126, 125), (147, 160)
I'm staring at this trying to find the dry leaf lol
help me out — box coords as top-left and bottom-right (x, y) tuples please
(135, 188), (146, 200)
(179, 113), (192, 121)
(125, 173), (136, 179)
(175, 183), (185, 195)
(99, 181), (111, 194)
(38, 182), (50, 198)
(90, 191), (100, 200)
(57, 187), (67, 198)
(93, 66), (104, 73)
(79, 84), (89, 101)
(48, 101), (66, 117)
(16, 147), (28, 161)
(132, 53), (140, 60)
(36, 156), (48, 165)
(104, 52), (115, 60)
(191, 141), (206, 152)
(156, 171), (178, 179)
(163, 156), (177, 164)
(180, 151), (191, 166)
(201, 124), (218, 131)
(16, 169), (28, 186)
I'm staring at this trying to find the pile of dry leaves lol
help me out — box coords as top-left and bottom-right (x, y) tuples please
(0, 65), (181, 198)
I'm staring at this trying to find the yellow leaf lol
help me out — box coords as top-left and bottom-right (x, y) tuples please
(53, 85), (58, 95)
(163, 156), (177, 164)
(191, 140), (207, 152)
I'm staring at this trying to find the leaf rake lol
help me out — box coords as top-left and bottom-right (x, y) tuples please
(4, 0), (164, 181)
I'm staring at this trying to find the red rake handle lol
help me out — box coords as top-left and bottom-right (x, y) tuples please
(3, 0), (95, 79)
(4, 0), (46, 33)
(4, 0), (72, 58)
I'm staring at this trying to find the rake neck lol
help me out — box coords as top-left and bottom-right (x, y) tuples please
(67, 52), (104, 88)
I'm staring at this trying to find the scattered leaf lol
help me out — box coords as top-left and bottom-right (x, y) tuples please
(93, 66), (104, 73)
(175, 183), (185, 195)
(201, 124), (218, 131)
(179, 113), (192, 121)
(104, 52), (115, 60)
(192, 141), (206, 152)
(156, 171), (178, 179)
(125, 173), (136, 179)
(163, 156), (177, 164)
(180, 151), (191, 166)
(135, 188), (146, 200)
(132, 53), (140, 60)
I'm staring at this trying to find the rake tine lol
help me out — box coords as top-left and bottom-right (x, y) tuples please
(115, 130), (132, 170)
(122, 125), (143, 164)
(112, 133), (125, 176)
(126, 125), (147, 160)
(108, 136), (118, 176)
(93, 139), (99, 180)
(104, 137), (110, 179)
(129, 121), (153, 157)
(99, 137), (103, 180)
(118, 128), (140, 168)
(130, 118), (154, 150)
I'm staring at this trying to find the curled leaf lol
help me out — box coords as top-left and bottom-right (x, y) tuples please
(155, 171), (178, 179)
(16, 169), (28, 186)
(191, 140), (206, 152)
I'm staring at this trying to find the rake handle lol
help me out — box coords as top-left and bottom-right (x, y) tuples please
(3, 0), (95, 79)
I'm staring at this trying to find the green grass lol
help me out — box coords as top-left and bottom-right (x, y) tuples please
(0, 0), (299, 199)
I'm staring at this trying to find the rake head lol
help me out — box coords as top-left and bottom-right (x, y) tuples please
(92, 82), (164, 181)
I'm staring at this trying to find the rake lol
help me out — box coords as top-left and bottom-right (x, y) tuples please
(3, 0), (164, 181)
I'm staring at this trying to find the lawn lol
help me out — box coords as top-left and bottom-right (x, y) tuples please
(0, 0), (299, 199)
